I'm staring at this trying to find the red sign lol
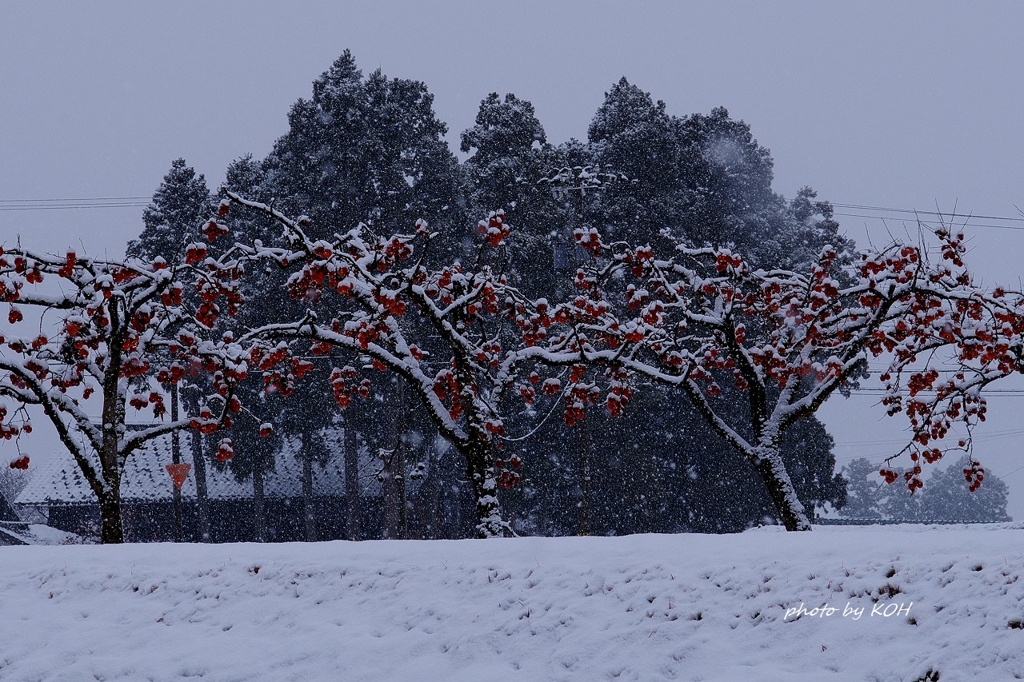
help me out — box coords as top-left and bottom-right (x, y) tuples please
(165, 463), (191, 490)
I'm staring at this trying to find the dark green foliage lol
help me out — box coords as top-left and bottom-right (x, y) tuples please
(262, 50), (464, 246)
(461, 93), (548, 217)
(585, 79), (854, 269)
(837, 457), (884, 520)
(134, 56), (855, 539)
(220, 52), (470, 538)
(461, 93), (567, 295)
(499, 385), (845, 536)
(839, 456), (1011, 523)
(468, 81), (848, 534)
(586, 78), (680, 247)
(128, 159), (211, 263)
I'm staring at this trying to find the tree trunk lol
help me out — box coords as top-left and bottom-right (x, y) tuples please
(98, 437), (124, 544)
(383, 447), (407, 539)
(252, 466), (266, 542)
(190, 431), (212, 542)
(98, 303), (127, 544)
(755, 448), (812, 531)
(301, 432), (318, 542)
(170, 385), (183, 542)
(181, 387), (212, 542)
(99, 491), (124, 544)
(578, 422), (592, 536)
(463, 439), (504, 538)
(384, 381), (407, 539)
(344, 424), (361, 541)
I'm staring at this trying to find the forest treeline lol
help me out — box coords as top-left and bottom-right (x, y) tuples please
(137, 51), (850, 539)
(3, 51), (1010, 543)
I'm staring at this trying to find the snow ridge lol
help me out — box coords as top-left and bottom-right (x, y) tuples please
(1, 526), (1023, 681)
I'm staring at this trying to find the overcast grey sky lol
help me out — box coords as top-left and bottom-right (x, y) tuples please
(3, 1), (1024, 518)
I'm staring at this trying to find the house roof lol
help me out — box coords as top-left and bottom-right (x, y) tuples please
(16, 429), (386, 506)
(0, 491), (20, 521)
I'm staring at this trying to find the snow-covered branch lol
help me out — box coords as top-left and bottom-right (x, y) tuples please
(0, 238), (247, 542)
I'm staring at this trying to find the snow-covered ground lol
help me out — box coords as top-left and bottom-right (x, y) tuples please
(2, 525), (1023, 681)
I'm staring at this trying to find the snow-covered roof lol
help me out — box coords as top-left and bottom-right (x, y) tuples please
(0, 521), (80, 545)
(0, 491), (19, 521)
(16, 429), (384, 506)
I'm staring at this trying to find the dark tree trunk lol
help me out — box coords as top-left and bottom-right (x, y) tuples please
(99, 491), (124, 544)
(301, 431), (318, 542)
(462, 438), (503, 538)
(252, 466), (266, 542)
(98, 299), (126, 544)
(756, 449), (812, 531)
(384, 382), (407, 539)
(191, 431), (212, 542)
(344, 424), (361, 541)
(170, 385), (183, 542)
(693, 378), (812, 532)
(180, 386), (212, 541)
(383, 448), (407, 539)
(448, 355), (506, 538)
(98, 433), (124, 544)
(415, 446), (444, 539)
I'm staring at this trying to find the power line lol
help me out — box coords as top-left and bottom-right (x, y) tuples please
(832, 431), (1024, 460)
(0, 196), (151, 203)
(0, 204), (149, 212)
(833, 426), (1024, 448)
(849, 389), (1024, 396)
(831, 203), (1024, 224)
(2, 195), (1023, 225)
(0, 196), (149, 212)
(831, 201), (1024, 234)
(833, 211), (1024, 233)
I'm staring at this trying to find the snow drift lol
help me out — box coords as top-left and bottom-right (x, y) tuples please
(2, 525), (1023, 681)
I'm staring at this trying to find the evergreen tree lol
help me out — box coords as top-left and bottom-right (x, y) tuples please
(878, 480), (923, 523)
(917, 456), (1011, 523)
(586, 77), (680, 246)
(128, 158), (214, 541)
(839, 458), (885, 520)
(261, 50), (464, 247)
(127, 159), (211, 262)
(218, 155), (283, 542)
(461, 93), (548, 217)
(840, 456), (1011, 524)
(670, 106), (780, 258)
(585, 80), (854, 270)
(208, 63), (853, 539)
(467, 81), (849, 535)
(220, 47), (471, 540)
(240, 52), (469, 539)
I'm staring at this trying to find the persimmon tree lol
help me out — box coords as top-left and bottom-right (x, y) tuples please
(556, 223), (1017, 531)
(0, 234), (247, 543)
(870, 227), (1024, 497)
(218, 192), (630, 538)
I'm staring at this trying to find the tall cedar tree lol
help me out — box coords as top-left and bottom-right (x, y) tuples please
(238, 52), (469, 538)
(128, 159), (212, 262)
(261, 51), (464, 249)
(129, 159), (216, 541)
(462, 83), (846, 533)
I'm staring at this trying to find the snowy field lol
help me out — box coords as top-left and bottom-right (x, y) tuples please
(2, 525), (1023, 681)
